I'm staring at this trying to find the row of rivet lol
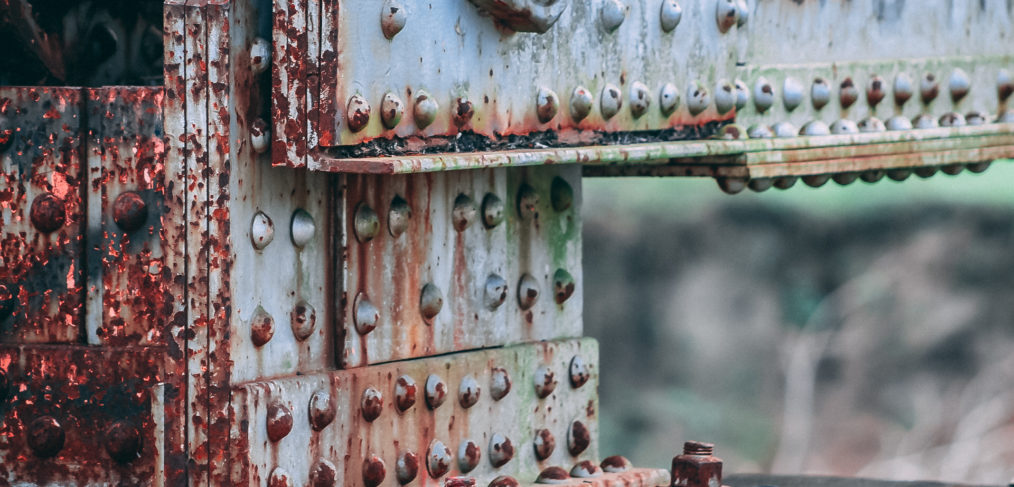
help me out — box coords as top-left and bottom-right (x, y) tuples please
(18, 414), (141, 463)
(250, 208), (316, 251)
(717, 161), (993, 195)
(248, 300), (318, 347)
(26, 190), (149, 235)
(534, 456), (633, 484)
(742, 109), (1014, 141)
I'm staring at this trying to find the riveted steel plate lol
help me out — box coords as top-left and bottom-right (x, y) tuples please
(229, 339), (599, 486)
(340, 166), (582, 368)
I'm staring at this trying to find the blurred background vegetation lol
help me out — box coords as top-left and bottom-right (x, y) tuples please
(583, 162), (1014, 485)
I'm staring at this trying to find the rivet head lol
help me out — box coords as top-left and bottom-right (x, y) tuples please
(894, 73), (914, 106)
(550, 177), (573, 212)
(832, 173), (859, 186)
(354, 294), (380, 335)
(290, 209), (315, 248)
(716, 124), (744, 140)
(353, 203), (380, 243)
(396, 451), (420, 484)
(914, 167), (939, 179)
(534, 365), (558, 398)
(482, 193), (505, 228)
(802, 175), (831, 188)
(251, 118), (270, 154)
(388, 196), (412, 237)
(517, 183), (539, 220)
(363, 456), (387, 487)
(361, 387), (383, 421)
(714, 80), (736, 115)
(858, 117), (886, 133)
(886, 169), (912, 182)
(601, 0), (628, 32)
(458, 440), (482, 473)
(772, 121), (798, 138)
(717, 178), (748, 195)
(567, 420), (590, 455)
(774, 177), (798, 190)
(967, 161), (992, 174)
(571, 460), (603, 478)
(269, 467), (294, 487)
(250, 37), (271, 75)
(250, 306), (275, 347)
(912, 114), (938, 129)
(800, 120), (830, 136)
(600, 84), (623, 120)
(381, 92), (405, 129)
(840, 78), (859, 109)
(452, 194), (477, 231)
(490, 367), (512, 400)
(30, 192), (65, 234)
(425, 374), (447, 409)
(734, 80), (749, 110)
(27, 416), (65, 458)
(569, 355), (590, 388)
(553, 269), (575, 304)
(998, 69), (1014, 101)
(966, 111), (986, 126)
(112, 191), (148, 232)
(309, 459), (338, 487)
(660, 0), (683, 32)
(395, 375), (418, 412)
(783, 77), (804, 112)
(570, 86), (594, 122)
(489, 433), (515, 467)
(601, 455), (632, 473)
(414, 91), (439, 129)
(949, 68), (971, 102)
(537, 87), (560, 124)
(458, 374), (481, 408)
(517, 274), (540, 310)
(998, 110), (1014, 123)
(452, 97), (475, 128)
(736, 0), (749, 26)
(939, 112), (967, 127)
(659, 83), (680, 115)
(536, 467), (571, 484)
(291, 300), (316, 341)
(629, 82), (651, 118)
(748, 179), (773, 193)
(266, 400), (293, 442)
(380, 0), (407, 39)
(830, 119), (859, 134)
(811, 78), (831, 110)
(104, 421), (141, 463)
(920, 73), (940, 103)
(747, 124), (774, 139)
(861, 170), (886, 183)
(346, 95), (371, 133)
(866, 75), (886, 107)
(251, 211), (274, 249)
(716, 0), (739, 33)
(491, 476), (521, 487)
(753, 78), (774, 112)
(484, 274), (509, 310)
(533, 429), (556, 460)
(886, 116), (913, 131)
(309, 389), (336, 431)
(419, 283), (444, 323)
(427, 440), (453, 478)
(687, 81), (710, 116)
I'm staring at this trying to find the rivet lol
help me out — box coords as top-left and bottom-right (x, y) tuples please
(886, 116), (913, 131)
(427, 440), (453, 478)
(601, 0), (628, 32)
(966, 111), (987, 126)
(251, 211), (274, 249)
(290, 209), (315, 248)
(803, 175), (830, 188)
(998, 110), (1014, 123)
(915, 167), (939, 179)
(452, 194), (477, 231)
(414, 91), (439, 129)
(840, 78), (859, 109)
(452, 97), (475, 128)
(363, 456), (387, 487)
(381, 0), (407, 39)
(920, 73), (939, 103)
(491, 476), (520, 487)
(687, 81), (710, 116)
(537, 467), (570, 484)
(940, 112), (966, 127)
(291, 300), (316, 341)
(912, 114), (938, 129)
(569, 355), (590, 388)
(553, 269), (575, 304)
(353, 203), (380, 242)
(459, 440), (482, 473)
(800, 120), (830, 136)
(659, 83), (680, 115)
(811, 78), (831, 110)
(489, 433), (515, 467)
(887, 169), (912, 182)
(354, 293), (380, 335)
(533, 429), (556, 460)
(250, 37), (271, 75)
(490, 367), (512, 400)
(29, 192), (65, 234)
(716, 0), (739, 33)
(772, 121), (798, 138)
(104, 421), (141, 463)
(942, 165), (964, 177)
(629, 82), (651, 118)
(395, 375), (418, 412)
(309, 389), (336, 431)
(266, 400), (293, 442)
(534, 365), (557, 398)
(829, 119), (859, 134)
(601, 455), (633, 473)
(346, 95), (371, 133)
(894, 73), (914, 106)
(748, 179), (773, 193)
(600, 84), (623, 120)
(967, 161), (992, 173)
(753, 78), (774, 112)
(858, 117), (886, 133)
(309, 459), (338, 487)
(251, 118), (271, 154)
(537, 87), (560, 124)
(388, 196), (411, 237)
(27, 416), (65, 458)
(481, 193), (504, 228)
(396, 451), (420, 484)
(783, 77), (804, 112)
(484, 274), (509, 310)
(517, 274), (540, 310)
(550, 177), (573, 212)
(571, 460), (603, 478)
(660, 0), (683, 32)
(866, 75), (886, 107)
(112, 191), (148, 232)
(832, 173), (859, 186)
(570, 86), (594, 122)
(517, 183), (539, 220)
(716, 124), (744, 140)
(458, 374), (481, 408)
(419, 283), (443, 323)
(861, 170), (886, 183)
(717, 178), (747, 195)
(774, 177), (798, 190)
(567, 420), (590, 455)
(425, 374), (447, 409)
(734, 80), (749, 110)
(269, 467), (294, 487)
(999, 69), (1014, 102)
(250, 306), (275, 347)
(361, 387), (383, 421)
(736, 0), (749, 26)
(747, 124), (773, 139)
(381, 92), (405, 129)
(714, 80), (735, 115)
(950, 68), (971, 102)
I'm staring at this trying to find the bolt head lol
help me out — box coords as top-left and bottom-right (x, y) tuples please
(381, 0), (408, 39)
(536, 87), (560, 124)
(414, 91), (439, 129)
(354, 203), (380, 242)
(395, 375), (417, 412)
(29, 192), (65, 234)
(381, 92), (405, 129)
(488, 433), (514, 467)
(309, 389), (336, 431)
(27, 416), (65, 458)
(354, 294), (380, 335)
(112, 191), (148, 232)
(660, 0), (683, 32)
(600, 84), (623, 120)
(251, 211), (274, 249)
(629, 82), (652, 118)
